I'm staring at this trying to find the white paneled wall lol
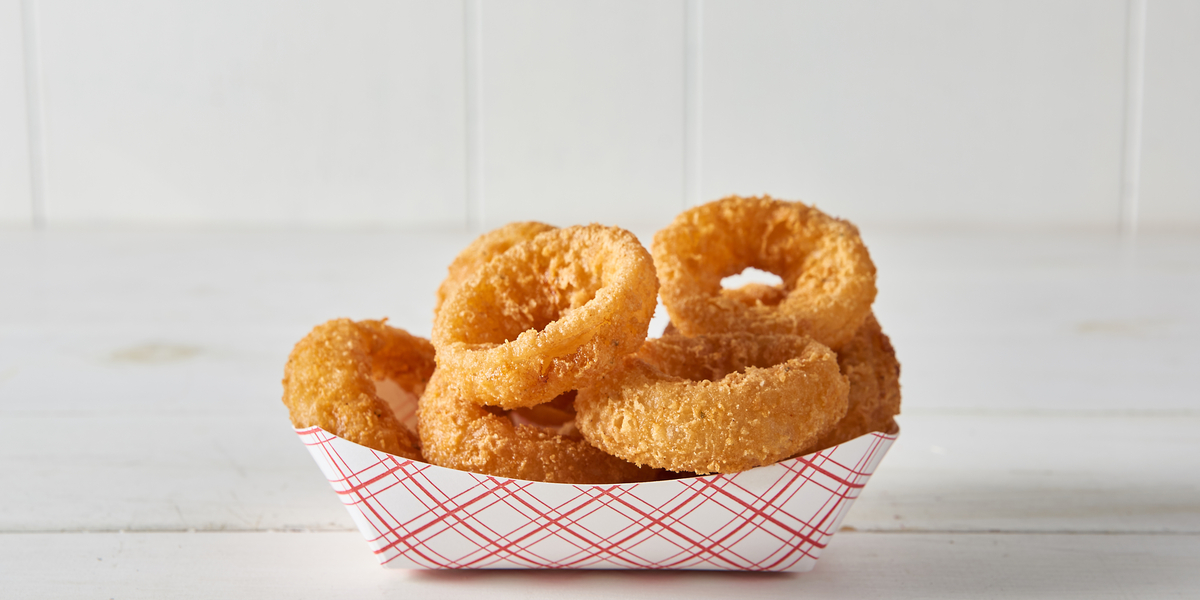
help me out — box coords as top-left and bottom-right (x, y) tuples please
(1, 0), (1197, 230)
(1140, 0), (1200, 229)
(703, 0), (1128, 229)
(35, 0), (465, 226)
(0, 0), (32, 224)
(478, 0), (685, 228)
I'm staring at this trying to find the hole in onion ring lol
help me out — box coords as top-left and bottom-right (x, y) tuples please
(720, 266), (783, 289)
(373, 378), (421, 435)
(720, 267), (787, 308)
(647, 298), (670, 338)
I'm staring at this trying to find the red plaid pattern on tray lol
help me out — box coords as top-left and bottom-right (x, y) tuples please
(297, 427), (896, 571)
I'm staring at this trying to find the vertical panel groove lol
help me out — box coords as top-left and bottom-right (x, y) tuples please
(1120, 0), (1148, 239)
(20, 0), (46, 228)
(464, 0), (484, 232)
(684, 0), (702, 209)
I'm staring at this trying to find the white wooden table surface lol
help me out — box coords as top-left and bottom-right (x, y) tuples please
(2, 226), (1198, 599)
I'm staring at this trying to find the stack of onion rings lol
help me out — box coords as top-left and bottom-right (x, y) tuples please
(283, 196), (899, 483)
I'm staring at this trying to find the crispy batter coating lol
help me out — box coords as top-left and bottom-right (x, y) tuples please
(434, 221), (557, 316)
(282, 319), (434, 460)
(653, 195), (877, 349)
(807, 313), (901, 452)
(432, 224), (658, 409)
(721, 282), (789, 307)
(418, 370), (660, 483)
(575, 333), (849, 474)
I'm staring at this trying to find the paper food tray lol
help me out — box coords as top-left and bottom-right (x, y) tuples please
(295, 425), (896, 572)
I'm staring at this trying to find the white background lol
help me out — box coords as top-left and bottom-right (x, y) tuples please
(1, 0), (1197, 230)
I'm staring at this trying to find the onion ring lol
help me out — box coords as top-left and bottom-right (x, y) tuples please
(432, 224), (658, 409)
(808, 313), (901, 451)
(417, 369), (660, 483)
(434, 221), (557, 315)
(653, 195), (877, 349)
(574, 332), (849, 474)
(282, 318), (434, 460)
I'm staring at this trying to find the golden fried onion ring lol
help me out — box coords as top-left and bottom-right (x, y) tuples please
(653, 195), (877, 349)
(418, 370), (659, 484)
(434, 221), (557, 315)
(432, 224), (658, 409)
(282, 319), (435, 460)
(808, 313), (901, 452)
(575, 333), (849, 474)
